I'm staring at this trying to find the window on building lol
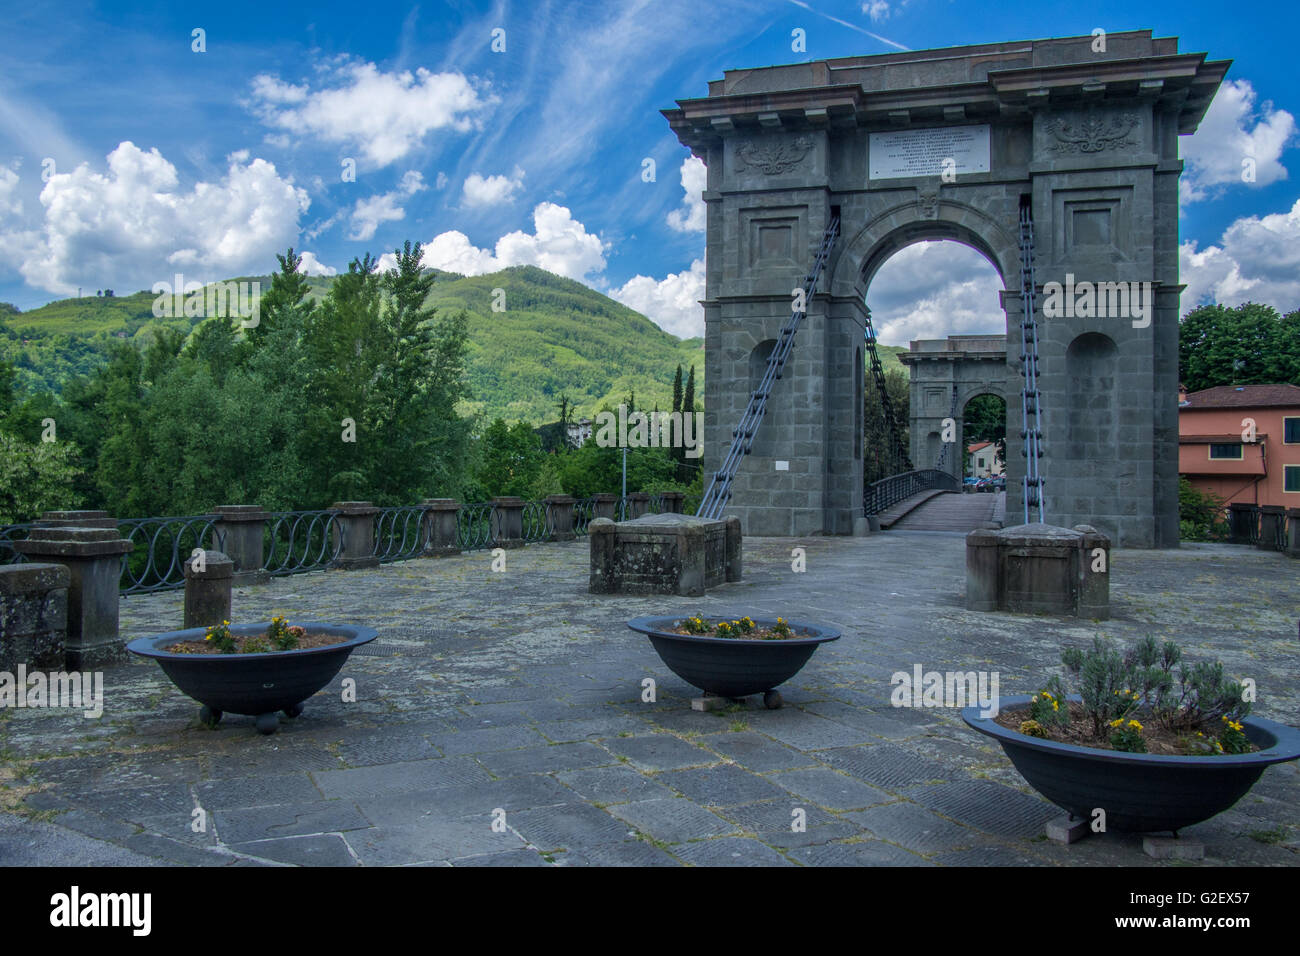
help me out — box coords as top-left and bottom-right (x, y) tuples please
(1285, 417), (1300, 444)
(1209, 443), (1243, 460)
(1286, 465), (1300, 493)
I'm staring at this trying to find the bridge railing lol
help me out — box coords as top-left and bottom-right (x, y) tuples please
(864, 469), (959, 516)
(0, 491), (696, 594)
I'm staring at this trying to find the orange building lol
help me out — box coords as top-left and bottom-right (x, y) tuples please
(1178, 384), (1300, 508)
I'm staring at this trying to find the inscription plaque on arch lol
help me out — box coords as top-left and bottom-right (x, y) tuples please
(869, 125), (991, 180)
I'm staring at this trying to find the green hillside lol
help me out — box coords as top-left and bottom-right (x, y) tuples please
(2, 267), (907, 425)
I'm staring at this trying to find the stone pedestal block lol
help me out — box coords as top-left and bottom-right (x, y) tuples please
(183, 550), (234, 629)
(659, 492), (685, 514)
(330, 502), (380, 570)
(0, 563), (69, 670)
(965, 522), (1110, 618)
(592, 494), (618, 521)
(1256, 506), (1284, 552)
(544, 495), (576, 541)
(14, 516), (134, 668)
(626, 492), (651, 519)
(212, 505), (269, 584)
(1286, 509), (1300, 558)
(420, 499), (461, 556)
(491, 497), (525, 549)
(589, 512), (742, 597)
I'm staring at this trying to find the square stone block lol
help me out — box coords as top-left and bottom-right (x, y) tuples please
(588, 513), (741, 596)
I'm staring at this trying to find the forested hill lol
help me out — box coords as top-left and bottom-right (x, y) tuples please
(0, 266), (706, 424)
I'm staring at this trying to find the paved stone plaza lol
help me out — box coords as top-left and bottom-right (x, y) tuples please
(1, 532), (1296, 867)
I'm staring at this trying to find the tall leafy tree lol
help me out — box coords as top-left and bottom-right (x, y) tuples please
(863, 368), (910, 484)
(1179, 303), (1300, 392)
(368, 241), (472, 504)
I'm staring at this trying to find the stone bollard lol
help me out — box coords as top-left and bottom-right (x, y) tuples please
(183, 550), (233, 629)
(545, 495), (576, 541)
(13, 511), (134, 668)
(1287, 509), (1300, 558)
(329, 501), (380, 570)
(965, 529), (1000, 612)
(587, 518), (617, 593)
(659, 491), (685, 514)
(626, 492), (651, 519)
(592, 493), (618, 521)
(1073, 525), (1111, 620)
(724, 516), (743, 582)
(1256, 506), (1284, 552)
(491, 497), (525, 549)
(0, 563), (70, 671)
(211, 505), (269, 584)
(419, 499), (461, 556)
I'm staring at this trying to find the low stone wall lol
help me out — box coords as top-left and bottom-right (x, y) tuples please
(589, 513), (741, 597)
(0, 563), (70, 670)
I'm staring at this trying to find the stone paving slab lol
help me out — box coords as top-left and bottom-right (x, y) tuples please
(2, 534), (1297, 867)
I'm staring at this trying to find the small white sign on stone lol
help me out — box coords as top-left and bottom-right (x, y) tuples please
(775, 460), (790, 471)
(869, 125), (991, 180)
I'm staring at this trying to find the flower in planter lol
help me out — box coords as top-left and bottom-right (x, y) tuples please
(1019, 718), (1049, 738)
(204, 620), (236, 654)
(771, 618), (792, 638)
(1109, 717), (1146, 753)
(1020, 635), (1255, 756)
(267, 616), (302, 651)
(681, 616), (710, 635)
(1220, 716), (1251, 755)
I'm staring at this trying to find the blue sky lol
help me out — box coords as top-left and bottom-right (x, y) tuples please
(0, 0), (1296, 344)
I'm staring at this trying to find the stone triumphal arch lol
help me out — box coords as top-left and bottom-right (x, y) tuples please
(664, 31), (1227, 547)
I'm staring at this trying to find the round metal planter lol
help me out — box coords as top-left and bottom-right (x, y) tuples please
(128, 622), (377, 734)
(963, 695), (1300, 833)
(627, 615), (839, 703)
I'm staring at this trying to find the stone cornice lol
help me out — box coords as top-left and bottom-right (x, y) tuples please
(664, 38), (1230, 149)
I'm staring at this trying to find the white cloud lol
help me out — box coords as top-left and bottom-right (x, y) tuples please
(0, 165), (20, 216)
(862, 1), (892, 21)
(611, 257), (706, 338)
(0, 141), (309, 296)
(435, 172), (449, 190)
(377, 202), (608, 281)
(248, 61), (494, 168)
(666, 157), (706, 233)
(347, 170), (427, 241)
(462, 167), (524, 207)
(1180, 198), (1300, 314)
(296, 251), (337, 276)
(1180, 79), (1294, 204)
(866, 241), (1005, 344)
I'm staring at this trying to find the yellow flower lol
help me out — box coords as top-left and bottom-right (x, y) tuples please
(1109, 718), (1123, 727)
(1051, 701), (1058, 711)
(1127, 719), (1142, 731)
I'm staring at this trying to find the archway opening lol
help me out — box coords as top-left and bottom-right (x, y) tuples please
(860, 239), (1005, 485)
(963, 393), (1007, 481)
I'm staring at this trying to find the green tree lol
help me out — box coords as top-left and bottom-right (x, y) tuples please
(863, 367), (910, 483)
(367, 240), (473, 504)
(1179, 303), (1300, 392)
(474, 418), (546, 497)
(0, 431), (81, 523)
